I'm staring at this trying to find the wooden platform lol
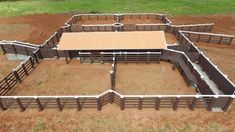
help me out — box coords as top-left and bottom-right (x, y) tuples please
(57, 31), (167, 50)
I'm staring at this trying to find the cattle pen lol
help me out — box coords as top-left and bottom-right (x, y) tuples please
(0, 13), (234, 112)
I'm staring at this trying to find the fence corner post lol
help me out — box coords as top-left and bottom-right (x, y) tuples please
(120, 96), (125, 110)
(96, 96), (101, 111)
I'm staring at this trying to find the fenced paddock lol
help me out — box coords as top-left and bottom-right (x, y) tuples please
(115, 62), (196, 95)
(11, 59), (112, 96)
(0, 13), (234, 112)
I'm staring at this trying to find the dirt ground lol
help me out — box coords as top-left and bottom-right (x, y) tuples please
(11, 59), (111, 95)
(0, 14), (235, 131)
(0, 14), (71, 44)
(0, 50), (20, 80)
(116, 62), (195, 95)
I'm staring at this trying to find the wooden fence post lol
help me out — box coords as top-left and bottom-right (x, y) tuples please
(96, 97), (101, 111)
(29, 56), (35, 68)
(173, 97), (180, 110)
(189, 97), (198, 110)
(33, 53), (39, 64)
(222, 97), (234, 112)
(56, 97), (63, 111)
(155, 97), (161, 110)
(13, 69), (21, 83)
(138, 97), (143, 110)
(110, 71), (114, 90)
(120, 97), (125, 110)
(109, 91), (114, 104)
(12, 44), (17, 54)
(0, 45), (6, 55)
(0, 99), (7, 111)
(228, 37), (233, 45)
(15, 97), (25, 112)
(207, 96), (217, 111)
(75, 97), (81, 111)
(218, 36), (223, 44)
(21, 63), (28, 75)
(35, 97), (44, 111)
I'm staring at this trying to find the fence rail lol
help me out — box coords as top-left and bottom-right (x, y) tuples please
(181, 31), (234, 45)
(0, 90), (234, 112)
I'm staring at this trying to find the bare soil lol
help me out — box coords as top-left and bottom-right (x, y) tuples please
(0, 14), (234, 131)
(0, 50), (20, 80)
(0, 14), (71, 44)
(12, 60), (111, 95)
(116, 62), (195, 95)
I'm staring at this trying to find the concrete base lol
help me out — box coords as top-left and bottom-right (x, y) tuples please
(5, 54), (28, 61)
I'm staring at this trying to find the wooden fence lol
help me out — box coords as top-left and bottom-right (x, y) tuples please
(168, 23), (214, 34)
(0, 49), (42, 96)
(180, 31), (234, 45)
(0, 41), (38, 56)
(172, 31), (235, 95)
(0, 90), (234, 112)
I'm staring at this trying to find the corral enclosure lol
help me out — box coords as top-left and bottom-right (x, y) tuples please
(115, 62), (196, 95)
(12, 60), (111, 95)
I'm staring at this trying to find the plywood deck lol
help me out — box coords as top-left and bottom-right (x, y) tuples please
(57, 31), (166, 50)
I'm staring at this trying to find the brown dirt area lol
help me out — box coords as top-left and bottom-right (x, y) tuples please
(0, 14), (71, 44)
(11, 59), (111, 95)
(0, 50), (20, 80)
(0, 14), (235, 131)
(116, 62), (195, 95)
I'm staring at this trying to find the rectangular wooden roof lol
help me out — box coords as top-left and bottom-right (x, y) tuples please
(57, 31), (166, 50)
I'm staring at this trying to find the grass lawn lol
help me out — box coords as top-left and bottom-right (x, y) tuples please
(0, 0), (235, 17)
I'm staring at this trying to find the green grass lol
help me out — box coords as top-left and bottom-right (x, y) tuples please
(0, 0), (235, 17)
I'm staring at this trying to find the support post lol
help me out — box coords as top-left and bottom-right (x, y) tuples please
(222, 97), (233, 112)
(21, 63), (28, 75)
(110, 71), (114, 90)
(155, 97), (161, 110)
(138, 97), (143, 110)
(120, 97), (125, 110)
(96, 97), (101, 111)
(15, 97), (25, 112)
(33, 53), (39, 64)
(207, 35), (212, 43)
(109, 91), (114, 104)
(29, 57), (35, 68)
(56, 97), (63, 111)
(218, 36), (223, 44)
(13, 69), (21, 83)
(12, 44), (17, 54)
(75, 97), (81, 111)
(0, 99), (7, 111)
(35, 97), (44, 111)
(173, 97), (180, 110)
(64, 50), (69, 64)
(189, 97), (198, 110)
(207, 97), (217, 111)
